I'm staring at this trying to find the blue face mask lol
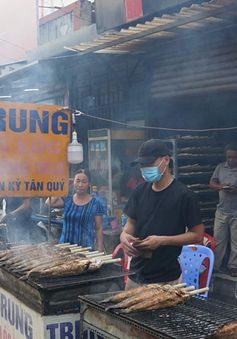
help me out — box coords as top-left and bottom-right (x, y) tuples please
(141, 159), (165, 182)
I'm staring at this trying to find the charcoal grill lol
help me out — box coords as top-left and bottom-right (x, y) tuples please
(79, 292), (237, 339)
(0, 263), (131, 316)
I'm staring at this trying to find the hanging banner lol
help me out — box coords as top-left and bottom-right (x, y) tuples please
(0, 101), (71, 197)
(0, 287), (82, 339)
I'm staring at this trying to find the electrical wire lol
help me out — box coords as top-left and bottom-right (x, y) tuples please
(39, 6), (62, 10)
(1, 105), (234, 133)
(74, 110), (237, 133)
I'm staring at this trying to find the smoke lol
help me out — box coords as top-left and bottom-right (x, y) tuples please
(148, 22), (237, 141)
(0, 0), (37, 65)
(7, 61), (63, 103)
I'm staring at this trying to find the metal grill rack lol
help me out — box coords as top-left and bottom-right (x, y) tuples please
(79, 293), (237, 339)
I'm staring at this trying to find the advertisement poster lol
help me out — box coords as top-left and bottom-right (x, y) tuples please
(0, 102), (71, 197)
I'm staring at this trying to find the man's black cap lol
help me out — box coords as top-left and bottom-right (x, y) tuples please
(131, 139), (171, 166)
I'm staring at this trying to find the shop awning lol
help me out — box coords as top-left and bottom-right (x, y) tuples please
(69, 0), (237, 55)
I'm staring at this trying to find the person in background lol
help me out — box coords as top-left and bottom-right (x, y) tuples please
(209, 143), (237, 277)
(47, 169), (104, 252)
(4, 197), (32, 243)
(120, 139), (204, 289)
(119, 167), (144, 203)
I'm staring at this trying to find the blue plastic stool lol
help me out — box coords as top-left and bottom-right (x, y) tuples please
(179, 245), (214, 298)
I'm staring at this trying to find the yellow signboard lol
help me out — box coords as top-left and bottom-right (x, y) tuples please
(0, 102), (71, 197)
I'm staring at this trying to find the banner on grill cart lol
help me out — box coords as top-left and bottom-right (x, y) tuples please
(0, 102), (71, 197)
(0, 287), (82, 339)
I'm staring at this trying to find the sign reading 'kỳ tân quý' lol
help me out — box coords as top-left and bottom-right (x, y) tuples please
(0, 101), (71, 197)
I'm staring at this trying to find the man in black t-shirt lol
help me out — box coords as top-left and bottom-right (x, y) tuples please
(120, 139), (204, 288)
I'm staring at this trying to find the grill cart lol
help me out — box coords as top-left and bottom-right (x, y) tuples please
(0, 247), (129, 339)
(79, 292), (237, 339)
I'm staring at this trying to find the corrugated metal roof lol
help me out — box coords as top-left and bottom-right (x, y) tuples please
(70, 0), (237, 55)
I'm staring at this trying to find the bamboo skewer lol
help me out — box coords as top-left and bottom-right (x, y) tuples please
(172, 283), (186, 288)
(101, 258), (121, 265)
(86, 252), (105, 258)
(55, 243), (71, 247)
(183, 285), (195, 291)
(188, 287), (209, 295)
(70, 247), (92, 252)
(79, 250), (99, 256)
(92, 254), (113, 260)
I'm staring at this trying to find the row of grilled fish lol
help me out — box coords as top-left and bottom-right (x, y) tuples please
(0, 243), (117, 279)
(101, 283), (206, 313)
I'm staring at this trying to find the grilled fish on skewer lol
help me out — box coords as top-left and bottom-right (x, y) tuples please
(0, 245), (70, 265)
(121, 289), (186, 313)
(106, 287), (168, 311)
(19, 258), (120, 280)
(0, 247), (40, 262)
(102, 284), (159, 303)
(12, 251), (86, 271)
(19, 253), (88, 276)
(10, 255), (61, 271)
(105, 285), (193, 311)
(120, 287), (208, 313)
(0, 244), (79, 269)
(101, 283), (187, 303)
(29, 259), (91, 278)
(7, 252), (60, 268)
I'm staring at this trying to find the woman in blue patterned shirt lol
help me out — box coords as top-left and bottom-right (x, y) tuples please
(49, 169), (105, 251)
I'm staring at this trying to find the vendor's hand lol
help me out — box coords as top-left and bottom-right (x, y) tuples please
(221, 184), (237, 193)
(120, 231), (140, 257)
(133, 235), (165, 251)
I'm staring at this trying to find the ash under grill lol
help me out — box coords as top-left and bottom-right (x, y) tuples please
(79, 293), (237, 338)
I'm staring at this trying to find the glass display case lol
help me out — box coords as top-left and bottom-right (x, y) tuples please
(88, 128), (145, 229)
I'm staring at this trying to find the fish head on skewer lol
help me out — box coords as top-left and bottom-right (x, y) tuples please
(88, 259), (103, 271)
